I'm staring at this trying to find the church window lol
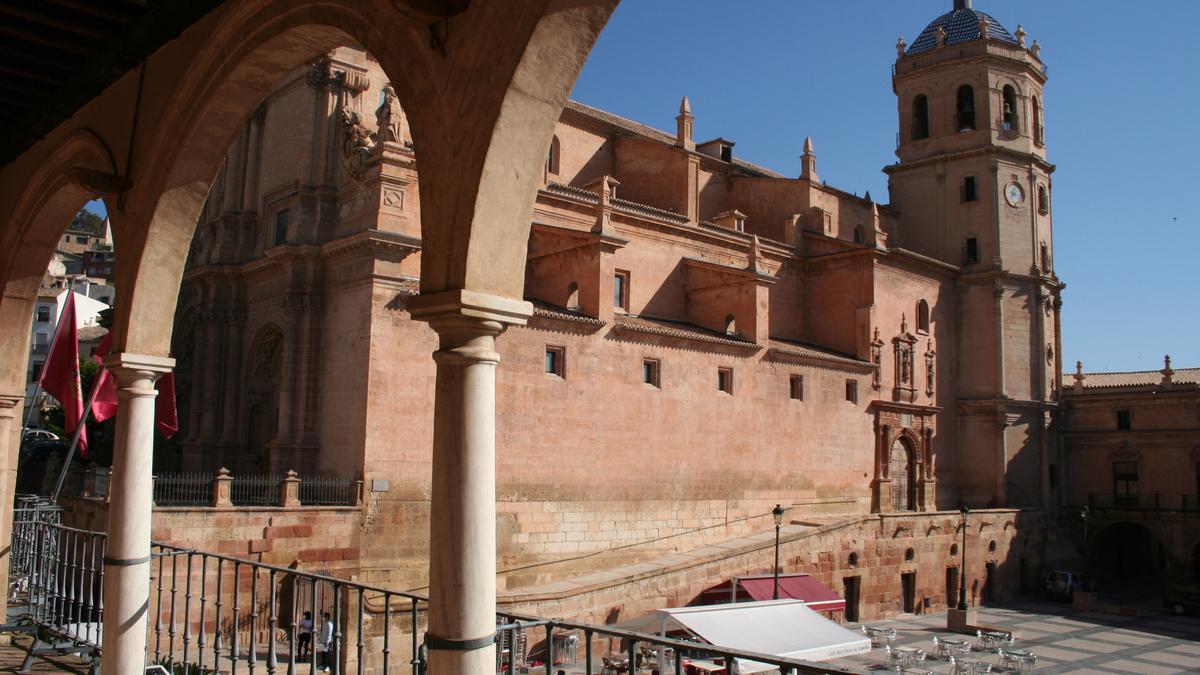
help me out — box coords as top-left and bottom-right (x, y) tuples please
(956, 85), (976, 132)
(1113, 461), (1139, 506)
(790, 374), (803, 401)
(1117, 410), (1131, 431)
(1032, 95), (1044, 145)
(845, 379), (858, 403)
(718, 367), (734, 394)
(1037, 185), (1049, 215)
(273, 209), (289, 246)
(917, 300), (930, 333)
(964, 237), (979, 264)
(912, 95), (930, 140)
(614, 270), (629, 312)
(961, 176), (977, 202)
(546, 135), (561, 176)
(1001, 85), (1019, 132)
(853, 226), (865, 244)
(642, 358), (660, 387)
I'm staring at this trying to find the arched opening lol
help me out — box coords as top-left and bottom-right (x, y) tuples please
(853, 226), (865, 245)
(547, 134), (561, 176)
(724, 313), (737, 336)
(956, 85), (976, 132)
(1091, 521), (1157, 589)
(911, 94), (929, 140)
(1032, 95), (1043, 145)
(916, 299), (930, 333)
(566, 281), (580, 310)
(1001, 85), (1019, 132)
(889, 437), (915, 512)
(1038, 185), (1049, 215)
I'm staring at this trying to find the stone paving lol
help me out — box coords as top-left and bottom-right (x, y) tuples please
(836, 599), (1200, 673)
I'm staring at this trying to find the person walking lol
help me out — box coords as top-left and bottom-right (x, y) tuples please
(298, 611), (314, 661)
(318, 611), (336, 671)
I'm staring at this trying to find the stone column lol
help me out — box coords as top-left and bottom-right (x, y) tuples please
(0, 394), (23, 644)
(101, 353), (174, 675)
(408, 290), (531, 675)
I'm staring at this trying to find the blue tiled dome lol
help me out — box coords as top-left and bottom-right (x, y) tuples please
(906, 7), (1017, 55)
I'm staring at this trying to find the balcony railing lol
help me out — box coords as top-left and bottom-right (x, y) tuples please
(6, 495), (862, 674)
(146, 469), (361, 508)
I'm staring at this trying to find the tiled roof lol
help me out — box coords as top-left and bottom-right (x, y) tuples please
(529, 300), (605, 327)
(1074, 367), (1200, 389)
(564, 100), (786, 179)
(612, 314), (761, 350)
(767, 339), (873, 370)
(907, 8), (1017, 55)
(78, 325), (109, 342)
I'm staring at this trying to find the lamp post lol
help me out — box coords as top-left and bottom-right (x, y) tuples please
(957, 506), (969, 611)
(772, 504), (784, 600)
(1081, 506), (1090, 572)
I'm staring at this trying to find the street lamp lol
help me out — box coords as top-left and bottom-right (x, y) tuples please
(1081, 506), (1090, 571)
(772, 504), (785, 600)
(957, 506), (969, 611)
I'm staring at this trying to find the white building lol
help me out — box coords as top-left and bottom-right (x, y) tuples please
(25, 288), (110, 419)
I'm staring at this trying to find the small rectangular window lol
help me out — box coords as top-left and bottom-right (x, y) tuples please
(1116, 410), (1131, 431)
(964, 237), (979, 264)
(962, 176), (977, 202)
(845, 379), (858, 404)
(642, 358), (660, 388)
(36, 307), (50, 322)
(789, 374), (804, 401)
(718, 367), (733, 394)
(273, 209), (289, 246)
(614, 270), (630, 312)
(30, 362), (43, 383)
(544, 346), (564, 377)
(76, 236), (88, 244)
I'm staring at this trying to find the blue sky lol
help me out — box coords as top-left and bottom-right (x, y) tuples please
(571, 1), (1199, 373)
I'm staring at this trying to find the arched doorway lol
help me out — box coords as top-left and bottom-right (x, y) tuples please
(1091, 521), (1157, 589)
(890, 438), (914, 512)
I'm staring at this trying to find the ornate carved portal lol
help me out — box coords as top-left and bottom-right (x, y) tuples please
(893, 315), (918, 403)
(872, 403), (938, 513)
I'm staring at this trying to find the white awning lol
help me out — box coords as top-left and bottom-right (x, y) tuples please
(612, 599), (870, 671)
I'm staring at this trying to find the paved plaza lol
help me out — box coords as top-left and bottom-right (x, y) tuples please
(836, 599), (1200, 674)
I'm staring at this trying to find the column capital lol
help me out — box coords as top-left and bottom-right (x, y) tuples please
(104, 352), (176, 376)
(407, 288), (532, 327)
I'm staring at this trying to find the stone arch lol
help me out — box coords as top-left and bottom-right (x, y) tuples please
(109, 0), (619, 359)
(0, 128), (118, 394)
(1090, 520), (1158, 588)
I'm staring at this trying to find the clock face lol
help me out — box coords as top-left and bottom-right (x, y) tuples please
(1005, 183), (1024, 206)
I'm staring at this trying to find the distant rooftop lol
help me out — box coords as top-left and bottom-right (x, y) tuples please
(1071, 365), (1200, 389)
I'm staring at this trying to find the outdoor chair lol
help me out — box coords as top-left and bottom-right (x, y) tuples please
(602, 655), (629, 674)
(884, 644), (905, 670)
(998, 647), (1036, 673)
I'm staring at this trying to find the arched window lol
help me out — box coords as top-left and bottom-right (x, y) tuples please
(546, 135), (561, 176)
(1037, 185), (1049, 215)
(912, 95), (930, 140)
(1001, 85), (1019, 132)
(1032, 95), (1043, 145)
(1040, 242), (1051, 272)
(853, 226), (865, 245)
(724, 314), (737, 336)
(917, 300), (930, 333)
(956, 85), (976, 132)
(566, 281), (580, 311)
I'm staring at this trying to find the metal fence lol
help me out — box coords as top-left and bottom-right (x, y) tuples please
(154, 472), (214, 507)
(298, 474), (358, 506)
(5, 513), (862, 674)
(228, 473), (280, 507)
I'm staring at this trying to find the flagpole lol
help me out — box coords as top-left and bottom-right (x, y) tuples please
(49, 367), (106, 505)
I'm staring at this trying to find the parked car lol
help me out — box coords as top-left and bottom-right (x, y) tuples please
(1045, 571), (1090, 600)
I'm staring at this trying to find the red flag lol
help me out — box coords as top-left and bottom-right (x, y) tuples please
(40, 293), (87, 454)
(90, 332), (118, 423)
(91, 330), (179, 438)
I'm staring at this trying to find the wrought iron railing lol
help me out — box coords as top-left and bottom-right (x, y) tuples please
(228, 473), (280, 506)
(154, 472), (214, 507)
(6, 513), (864, 674)
(298, 474), (358, 506)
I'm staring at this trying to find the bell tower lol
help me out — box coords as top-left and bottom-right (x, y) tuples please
(885, 0), (1063, 509)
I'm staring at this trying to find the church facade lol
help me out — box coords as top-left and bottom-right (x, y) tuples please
(166, 2), (1064, 611)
